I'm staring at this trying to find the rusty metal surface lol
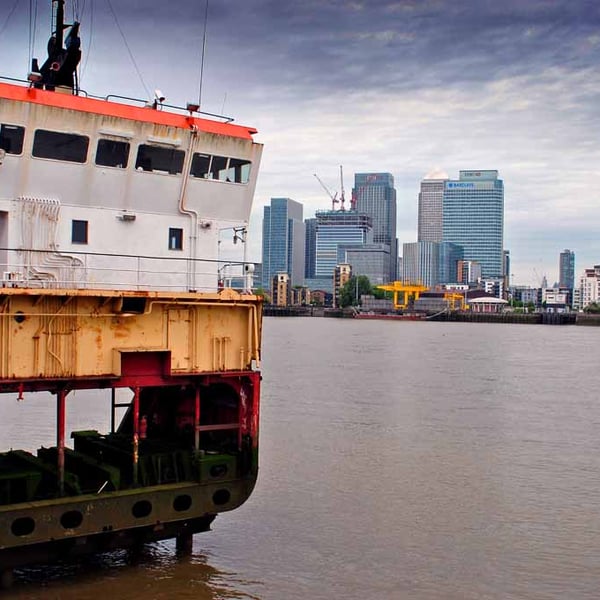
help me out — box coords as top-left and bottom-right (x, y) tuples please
(0, 288), (262, 382)
(0, 477), (256, 551)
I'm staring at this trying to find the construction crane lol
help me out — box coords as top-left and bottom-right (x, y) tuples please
(314, 174), (339, 210)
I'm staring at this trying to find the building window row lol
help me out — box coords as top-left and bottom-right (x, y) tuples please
(0, 123), (251, 183)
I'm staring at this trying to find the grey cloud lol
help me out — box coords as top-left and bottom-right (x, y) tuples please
(16, 0), (595, 103)
(192, 0), (600, 100)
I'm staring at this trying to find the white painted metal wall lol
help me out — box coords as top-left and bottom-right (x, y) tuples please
(0, 98), (263, 291)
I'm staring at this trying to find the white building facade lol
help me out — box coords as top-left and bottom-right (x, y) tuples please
(579, 266), (600, 309)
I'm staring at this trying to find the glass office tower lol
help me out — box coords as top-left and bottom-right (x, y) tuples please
(304, 217), (318, 279)
(261, 198), (305, 288)
(314, 210), (372, 278)
(353, 173), (398, 281)
(442, 170), (504, 278)
(559, 249), (575, 289)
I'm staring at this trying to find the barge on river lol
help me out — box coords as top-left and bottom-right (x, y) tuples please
(0, 0), (263, 580)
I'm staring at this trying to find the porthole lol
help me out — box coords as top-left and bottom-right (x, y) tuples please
(11, 517), (35, 537)
(60, 510), (83, 529)
(173, 494), (192, 512)
(212, 489), (230, 506)
(132, 500), (153, 518)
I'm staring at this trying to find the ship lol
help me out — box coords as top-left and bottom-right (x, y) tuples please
(0, 0), (263, 586)
(353, 312), (426, 321)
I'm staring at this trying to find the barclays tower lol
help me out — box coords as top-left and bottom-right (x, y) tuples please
(442, 170), (504, 279)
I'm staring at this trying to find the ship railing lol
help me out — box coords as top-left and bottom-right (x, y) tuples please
(0, 248), (255, 294)
(0, 75), (235, 123)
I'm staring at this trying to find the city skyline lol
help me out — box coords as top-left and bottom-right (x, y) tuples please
(2, 1), (599, 285)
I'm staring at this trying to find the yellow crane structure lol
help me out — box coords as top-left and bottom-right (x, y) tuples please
(377, 282), (469, 312)
(376, 282), (428, 310)
(443, 291), (468, 311)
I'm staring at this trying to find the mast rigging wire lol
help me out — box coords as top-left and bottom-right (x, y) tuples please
(29, 0), (38, 70)
(198, 0), (209, 107)
(80, 0), (93, 83)
(0, 0), (23, 38)
(79, 0), (87, 23)
(105, 0), (151, 100)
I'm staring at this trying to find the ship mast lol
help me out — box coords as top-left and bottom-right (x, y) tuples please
(53, 0), (65, 50)
(31, 0), (81, 92)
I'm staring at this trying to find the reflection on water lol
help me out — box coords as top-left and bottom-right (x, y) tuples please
(8, 542), (263, 599)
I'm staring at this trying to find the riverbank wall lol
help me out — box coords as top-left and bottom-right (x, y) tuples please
(263, 306), (600, 326)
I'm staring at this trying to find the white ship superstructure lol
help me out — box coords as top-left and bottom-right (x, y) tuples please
(0, 81), (262, 291)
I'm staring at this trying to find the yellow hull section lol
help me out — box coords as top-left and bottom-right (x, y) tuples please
(0, 287), (262, 381)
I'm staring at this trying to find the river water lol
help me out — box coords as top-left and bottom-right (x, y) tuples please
(3, 318), (600, 599)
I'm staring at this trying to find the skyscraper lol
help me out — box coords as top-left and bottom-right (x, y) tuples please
(304, 217), (317, 279)
(261, 198), (305, 289)
(418, 179), (446, 242)
(559, 249), (575, 289)
(353, 173), (397, 281)
(442, 170), (504, 278)
(314, 210), (372, 280)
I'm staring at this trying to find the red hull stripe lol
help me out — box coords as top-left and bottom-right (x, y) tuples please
(0, 82), (257, 140)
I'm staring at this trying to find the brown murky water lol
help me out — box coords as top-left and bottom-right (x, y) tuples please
(2, 319), (600, 599)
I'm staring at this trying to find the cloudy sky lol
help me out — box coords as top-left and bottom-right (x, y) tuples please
(2, 0), (600, 285)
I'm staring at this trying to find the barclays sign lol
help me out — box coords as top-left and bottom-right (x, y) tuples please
(447, 182), (475, 189)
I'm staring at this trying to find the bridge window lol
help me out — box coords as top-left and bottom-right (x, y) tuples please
(190, 153), (251, 183)
(135, 144), (184, 174)
(32, 130), (89, 163)
(209, 155), (229, 180)
(72, 220), (88, 244)
(168, 227), (183, 250)
(0, 124), (25, 155)
(227, 158), (251, 183)
(96, 139), (130, 168)
(190, 153), (211, 178)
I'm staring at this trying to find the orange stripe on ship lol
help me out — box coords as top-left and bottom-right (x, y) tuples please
(0, 82), (257, 140)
